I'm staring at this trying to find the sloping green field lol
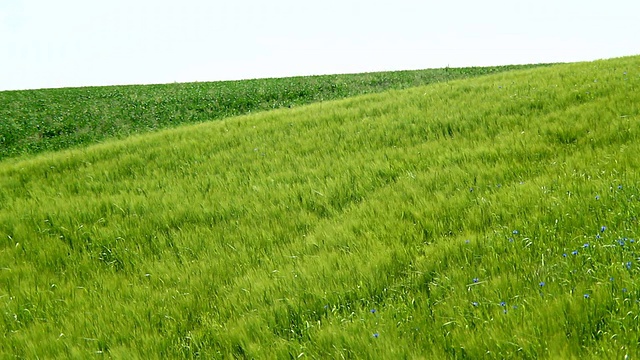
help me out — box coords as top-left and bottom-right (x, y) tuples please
(0, 64), (550, 161)
(1, 56), (640, 358)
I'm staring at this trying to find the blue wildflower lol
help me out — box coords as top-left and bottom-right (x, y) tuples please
(618, 185), (623, 190)
(572, 250), (578, 255)
(584, 294), (590, 299)
(513, 230), (519, 235)
(601, 226), (606, 233)
(465, 239), (470, 244)
(596, 195), (601, 200)
(472, 302), (479, 307)
(562, 253), (567, 257)
(623, 288), (628, 293)
(610, 277), (615, 282)
(539, 281), (545, 287)
(500, 301), (506, 307)
(473, 278), (479, 283)
(370, 309), (376, 314)
(626, 261), (632, 270)
(373, 332), (379, 338)
(583, 243), (590, 248)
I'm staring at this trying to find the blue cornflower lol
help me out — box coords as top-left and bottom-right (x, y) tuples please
(513, 230), (519, 235)
(584, 294), (590, 299)
(618, 239), (625, 246)
(370, 309), (376, 314)
(596, 234), (601, 239)
(539, 281), (545, 287)
(610, 277), (615, 282)
(623, 288), (628, 293)
(373, 332), (379, 338)
(500, 301), (506, 307)
(596, 195), (601, 200)
(473, 278), (479, 283)
(472, 301), (479, 307)
(583, 243), (590, 248)
(601, 226), (606, 233)
(626, 261), (632, 270)
(618, 185), (623, 190)
(572, 250), (579, 255)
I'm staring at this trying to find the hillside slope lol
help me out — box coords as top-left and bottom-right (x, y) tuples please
(1, 56), (639, 358)
(0, 64), (550, 161)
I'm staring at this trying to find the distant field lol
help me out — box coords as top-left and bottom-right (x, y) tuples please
(2, 56), (640, 358)
(0, 64), (553, 161)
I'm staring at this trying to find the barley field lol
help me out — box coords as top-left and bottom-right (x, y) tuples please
(1, 56), (639, 358)
(0, 64), (550, 161)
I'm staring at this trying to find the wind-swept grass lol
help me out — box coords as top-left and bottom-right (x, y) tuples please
(1, 56), (640, 358)
(0, 64), (552, 161)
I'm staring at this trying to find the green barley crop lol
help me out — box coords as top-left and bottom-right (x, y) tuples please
(0, 64), (551, 161)
(1, 55), (639, 358)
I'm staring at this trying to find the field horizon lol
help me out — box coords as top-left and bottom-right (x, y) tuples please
(0, 63), (553, 162)
(1, 55), (640, 358)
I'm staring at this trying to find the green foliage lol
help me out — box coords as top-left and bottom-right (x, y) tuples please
(1, 56), (640, 358)
(0, 64), (551, 161)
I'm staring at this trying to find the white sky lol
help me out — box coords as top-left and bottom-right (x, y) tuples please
(1, 0), (638, 91)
